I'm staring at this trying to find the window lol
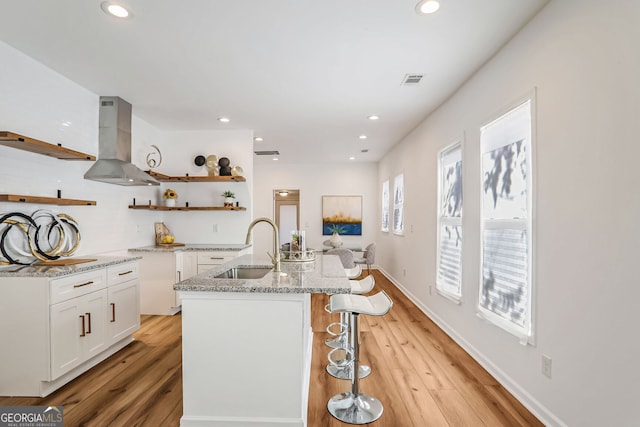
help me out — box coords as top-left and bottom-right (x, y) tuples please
(393, 173), (404, 235)
(381, 179), (390, 232)
(479, 98), (534, 343)
(436, 142), (463, 301)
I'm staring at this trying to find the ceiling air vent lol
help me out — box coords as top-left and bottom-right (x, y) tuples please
(254, 150), (280, 156)
(401, 73), (424, 85)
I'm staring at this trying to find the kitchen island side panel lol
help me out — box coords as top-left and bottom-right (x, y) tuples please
(180, 292), (310, 427)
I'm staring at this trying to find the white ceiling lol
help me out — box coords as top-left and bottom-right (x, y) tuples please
(0, 0), (548, 164)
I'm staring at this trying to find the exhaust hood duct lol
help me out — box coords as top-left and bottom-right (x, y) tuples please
(84, 96), (160, 186)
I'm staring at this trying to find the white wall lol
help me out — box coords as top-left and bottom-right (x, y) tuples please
(253, 162), (378, 260)
(0, 41), (253, 257)
(149, 129), (254, 244)
(376, 1), (640, 426)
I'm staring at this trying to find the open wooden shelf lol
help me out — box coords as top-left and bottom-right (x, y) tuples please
(0, 194), (96, 206)
(0, 131), (96, 161)
(128, 205), (246, 211)
(145, 171), (245, 182)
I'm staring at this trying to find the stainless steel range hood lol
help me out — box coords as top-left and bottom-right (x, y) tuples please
(84, 96), (160, 186)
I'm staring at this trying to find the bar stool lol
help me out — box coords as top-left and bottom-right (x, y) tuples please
(327, 291), (393, 424)
(325, 274), (375, 348)
(326, 275), (375, 380)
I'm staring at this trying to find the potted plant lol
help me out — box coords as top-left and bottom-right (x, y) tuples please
(327, 224), (346, 248)
(222, 190), (235, 207)
(163, 188), (178, 207)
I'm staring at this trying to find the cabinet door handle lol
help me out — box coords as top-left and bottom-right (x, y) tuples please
(110, 303), (116, 322)
(118, 270), (133, 276)
(210, 257), (224, 260)
(86, 312), (92, 334)
(79, 315), (86, 337)
(73, 280), (94, 288)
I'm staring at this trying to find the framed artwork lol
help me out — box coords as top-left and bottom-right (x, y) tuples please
(381, 179), (390, 232)
(322, 195), (362, 235)
(393, 173), (404, 235)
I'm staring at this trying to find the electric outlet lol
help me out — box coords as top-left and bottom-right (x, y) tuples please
(429, 285), (433, 296)
(136, 224), (143, 233)
(212, 224), (218, 232)
(541, 355), (552, 378)
(403, 269), (406, 277)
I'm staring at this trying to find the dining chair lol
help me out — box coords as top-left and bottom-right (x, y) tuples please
(354, 242), (376, 274)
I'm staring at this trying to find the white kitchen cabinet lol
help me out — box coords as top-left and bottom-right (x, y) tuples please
(108, 280), (140, 344)
(0, 258), (140, 397)
(181, 251), (198, 280)
(196, 251), (238, 274)
(135, 251), (181, 315)
(50, 288), (108, 380)
(134, 248), (249, 315)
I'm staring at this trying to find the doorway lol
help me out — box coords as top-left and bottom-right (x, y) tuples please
(274, 189), (300, 246)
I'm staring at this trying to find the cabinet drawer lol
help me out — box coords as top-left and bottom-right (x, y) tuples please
(107, 262), (139, 286)
(196, 252), (234, 265)
(50, 269), (107, 304)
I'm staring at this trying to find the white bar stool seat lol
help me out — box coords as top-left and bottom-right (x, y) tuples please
(327, 291), (393, 425)
(349, 274), (374, 294)
(344, 265), (362, 279)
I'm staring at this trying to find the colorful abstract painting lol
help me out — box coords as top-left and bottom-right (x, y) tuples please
(322, 195), (362, 235)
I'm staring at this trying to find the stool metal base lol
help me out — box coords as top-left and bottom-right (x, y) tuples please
(326, 363), (371, 380)
(327, 392), (383, 424)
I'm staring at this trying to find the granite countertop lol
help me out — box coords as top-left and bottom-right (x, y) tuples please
(0, 256), (141, 278)
(174, 254), (351, 294)
(129, 243), (251, 253)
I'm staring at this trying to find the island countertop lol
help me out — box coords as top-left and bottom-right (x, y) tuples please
(174, 253), (351, 294)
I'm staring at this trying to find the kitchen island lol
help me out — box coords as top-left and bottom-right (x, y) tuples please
(174, 253), (351, 427)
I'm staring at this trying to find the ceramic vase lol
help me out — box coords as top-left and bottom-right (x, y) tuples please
(329, 231), (343, 248)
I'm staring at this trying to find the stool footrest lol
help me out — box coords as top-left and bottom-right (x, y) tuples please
(325, 335), (348, 349)
(328, 347), (353, 368)
(326, 321), (347, 337)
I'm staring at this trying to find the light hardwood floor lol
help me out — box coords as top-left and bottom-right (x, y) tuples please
(0, 270), (543, 426)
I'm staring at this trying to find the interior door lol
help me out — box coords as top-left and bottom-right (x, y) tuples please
(274, 190), (300, 246)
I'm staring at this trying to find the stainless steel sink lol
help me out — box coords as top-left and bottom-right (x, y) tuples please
(214, 266), (272, 279)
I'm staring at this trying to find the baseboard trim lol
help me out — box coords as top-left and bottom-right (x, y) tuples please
(180, 415), (304, 427)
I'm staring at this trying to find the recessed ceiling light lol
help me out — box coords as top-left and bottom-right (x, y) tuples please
(367, 115), (380, 121)
(100, 1), (131, 18)
(359, 135), (367, 140)
(279, 191), (289, 196)
(416, 0), (440, 14)
(254, 137), (263, 142)
(272, 157), (279, 161)
(349, 156), (356, 160)
(218, 117), (230, 123)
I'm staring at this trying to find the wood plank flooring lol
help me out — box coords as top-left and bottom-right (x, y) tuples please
(0, 270), (543, 426)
